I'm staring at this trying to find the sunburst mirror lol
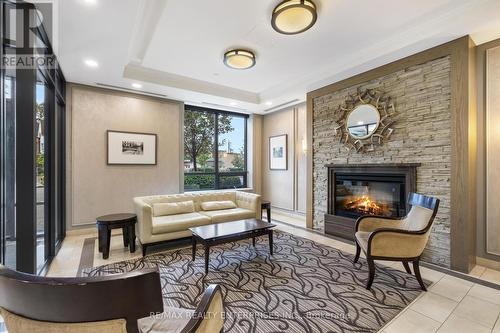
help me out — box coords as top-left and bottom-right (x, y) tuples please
(332, 89), (396, 153)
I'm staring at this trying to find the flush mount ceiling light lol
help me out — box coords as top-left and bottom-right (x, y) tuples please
(223, 49), (256, 70)
(271, 0), (317, 35)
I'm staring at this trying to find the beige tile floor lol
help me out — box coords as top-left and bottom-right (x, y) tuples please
(46, 222), (500, 333)
(267, 208), (307, 228)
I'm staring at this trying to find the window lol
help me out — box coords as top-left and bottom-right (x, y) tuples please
(1, 1), (66, 274)
(184, 106), (248, 191)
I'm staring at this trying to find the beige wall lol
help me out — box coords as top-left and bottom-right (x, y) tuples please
(262, 104), (306, 213)
(66, 84), (183, 228)
(249, 114), (263, 195)
(477, 38), (500, 263)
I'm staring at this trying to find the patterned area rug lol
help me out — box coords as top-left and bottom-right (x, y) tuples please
(83, 231), (424, 333)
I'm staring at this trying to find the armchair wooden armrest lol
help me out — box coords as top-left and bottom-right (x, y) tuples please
(355, 215), (405, 232)
(181, 284), (224, 333)
(138, 284), (224, 333)
(353, 193), (440, 292)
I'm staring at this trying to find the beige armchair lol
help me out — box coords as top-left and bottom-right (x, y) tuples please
(0, 265), (224, 333)
(353, 193), (440, 291)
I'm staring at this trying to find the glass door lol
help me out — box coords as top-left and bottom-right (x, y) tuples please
(35, 77), (48, 272)
(1, 1), (17, 270)
(1, 1), (66, 274)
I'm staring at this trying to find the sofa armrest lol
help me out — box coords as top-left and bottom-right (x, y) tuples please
(235, 192), (261, 220)
(133, 197), (154, 244)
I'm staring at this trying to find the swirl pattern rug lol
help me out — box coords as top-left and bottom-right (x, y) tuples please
(83, 231), (424, 333)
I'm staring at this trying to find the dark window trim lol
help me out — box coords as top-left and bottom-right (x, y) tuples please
(1, 0), (66, 274)
(185, 104), (250, 119)
(184, 105), (249, 191)
(0, 0), (4, 265)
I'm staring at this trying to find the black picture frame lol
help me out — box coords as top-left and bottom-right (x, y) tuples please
(269, 134), (288, 170)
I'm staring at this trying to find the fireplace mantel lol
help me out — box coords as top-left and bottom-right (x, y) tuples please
(324, 163), (420, 240)
(325, 163), (421, 168)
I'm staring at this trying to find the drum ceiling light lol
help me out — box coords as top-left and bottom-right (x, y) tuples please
(223, 49), (256, 70)
(271, 0), (317, 35)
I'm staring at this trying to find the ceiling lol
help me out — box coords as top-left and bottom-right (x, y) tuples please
(57, 0), (500, 114)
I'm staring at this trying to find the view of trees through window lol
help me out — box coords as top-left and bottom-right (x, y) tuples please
(184, 106), (247, 191)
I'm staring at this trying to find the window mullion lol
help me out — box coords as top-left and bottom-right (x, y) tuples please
(214, 112), (219, 189)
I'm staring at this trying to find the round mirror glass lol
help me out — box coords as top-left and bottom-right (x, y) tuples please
(346, 104), (380, 139)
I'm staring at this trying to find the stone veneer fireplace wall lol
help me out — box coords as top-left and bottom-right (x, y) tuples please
(312, 56), (452, 267)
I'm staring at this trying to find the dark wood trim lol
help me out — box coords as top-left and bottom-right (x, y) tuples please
(179, 284), (224, 333)
(106, 130), (157, 166)
(268, 134), (288, 171)
(0, 265), (163, 333)
(307, 36), (477, 273)
(140, 236), (193, 257)
(192, 226), (275, 274)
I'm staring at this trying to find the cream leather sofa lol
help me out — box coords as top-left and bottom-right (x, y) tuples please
(134, 191), (261, 255)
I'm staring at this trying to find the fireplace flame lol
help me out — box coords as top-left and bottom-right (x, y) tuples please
(344, 195), (387, 215)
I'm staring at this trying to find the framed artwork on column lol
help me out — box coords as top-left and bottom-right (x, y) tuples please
(269, 134), (287, 170)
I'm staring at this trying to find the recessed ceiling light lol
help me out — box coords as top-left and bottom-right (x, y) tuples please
(84, 59), (99, 68)
(132, 83), (142, 89)
(230, 102), (238, 106)
(223, 49), (256, 70)
(357, 121), (364, 125)
(271, 0), (318, 35)
(84, 0), (97, 5)
(265, 101), (273, 106)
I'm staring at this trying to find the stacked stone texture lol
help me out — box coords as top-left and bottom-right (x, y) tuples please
(312, 56), (452, 267)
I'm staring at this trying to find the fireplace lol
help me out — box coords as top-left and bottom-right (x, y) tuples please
(325, 164), (419, 240)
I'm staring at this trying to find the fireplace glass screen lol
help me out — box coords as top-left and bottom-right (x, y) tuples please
(334, 174), (406, 219)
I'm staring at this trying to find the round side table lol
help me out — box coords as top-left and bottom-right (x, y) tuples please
(96, 213), (137, 259)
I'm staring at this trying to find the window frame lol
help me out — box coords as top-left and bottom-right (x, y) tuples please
(184, 105), (249, 191)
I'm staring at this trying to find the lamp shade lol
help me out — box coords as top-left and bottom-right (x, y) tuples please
(223, 49), (256, 70)
(271, 0), (317, 35)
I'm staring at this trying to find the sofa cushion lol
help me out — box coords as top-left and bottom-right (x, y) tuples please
(152, 201), (194, 217)
(199, 208), (255, 224)
(200, 200), (237, 211)
(0, 308), (127, 333)
(152, 213), (211, 235)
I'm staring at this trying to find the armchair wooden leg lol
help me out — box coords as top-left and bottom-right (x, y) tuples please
(402, 261), (412, 274)
(366, 257), (376, 290)
(354, 241), (361, 263)
(413, 258), (427, 291)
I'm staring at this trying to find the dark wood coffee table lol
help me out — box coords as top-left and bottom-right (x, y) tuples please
(189, 219), (276, 274)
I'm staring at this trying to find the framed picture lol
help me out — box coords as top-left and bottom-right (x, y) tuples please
(269, 134), (288, 170)
(107, 130), (157, 165)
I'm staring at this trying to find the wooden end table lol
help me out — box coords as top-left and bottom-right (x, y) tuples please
(261, 200), (271, 222)
(96, 213), (137, 259)
(189, 219), (276, 274)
